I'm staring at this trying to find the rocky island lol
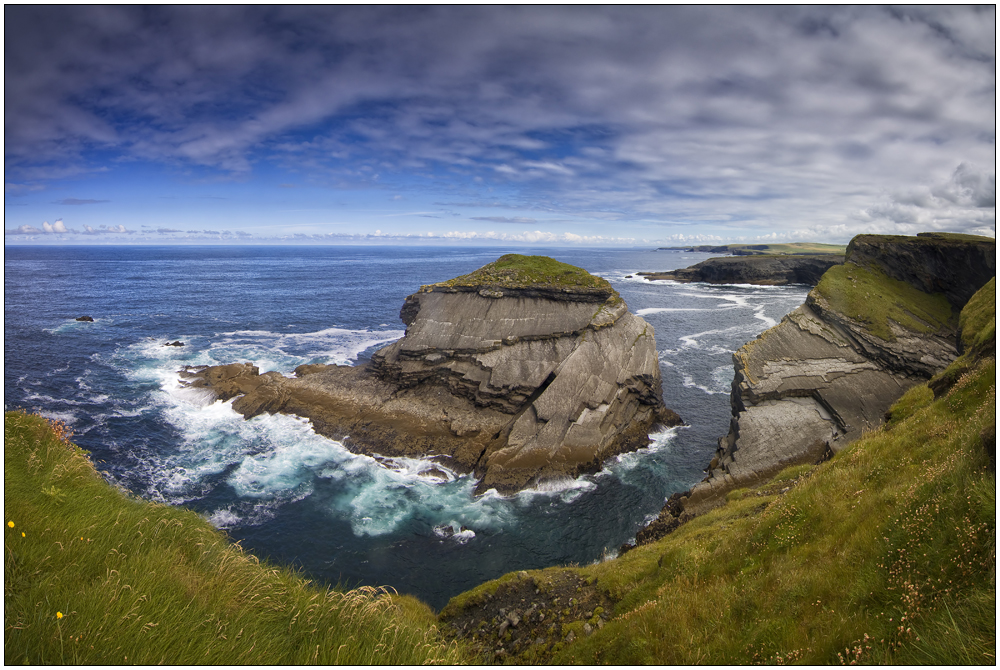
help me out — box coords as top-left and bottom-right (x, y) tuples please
(182, 255), (681, 494)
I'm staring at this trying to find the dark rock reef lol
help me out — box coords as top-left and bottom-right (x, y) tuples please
(182, 255), (681, 495)
(638, 254), (844, 286)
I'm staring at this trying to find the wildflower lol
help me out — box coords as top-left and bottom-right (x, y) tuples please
(57, 612), (63, 619)
(21, 532), (25, 538)
(7, 521), (13, 528)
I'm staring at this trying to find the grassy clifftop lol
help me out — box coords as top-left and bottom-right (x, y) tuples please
(3, 413), (463, 665)
(812, 262), (954, 341)
(431, 254), (615, 293)
(441, 278), (996, 665)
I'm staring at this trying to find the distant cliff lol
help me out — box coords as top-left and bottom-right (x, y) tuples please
(184, 255), (680, 495)
(639, 254), (843, 286)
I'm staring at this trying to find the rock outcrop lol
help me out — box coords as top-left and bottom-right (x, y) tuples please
(681, 232), (995, 515)
(638, 254), (843, 286)
(182, 255), (681, 495)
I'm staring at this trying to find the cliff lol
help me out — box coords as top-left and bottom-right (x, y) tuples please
(638, 254), (843, 286)
(438, 255), (995, 666)
(183, 255), (680, 495)
(657, 242), (847, 255)
(680, 232), (994, 515)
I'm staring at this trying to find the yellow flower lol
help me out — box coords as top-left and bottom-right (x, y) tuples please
(21, 532), (25, 538)
(56, 612), (63, 619)
(7, 521), (13, 528)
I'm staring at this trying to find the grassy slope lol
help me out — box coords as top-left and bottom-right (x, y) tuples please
(445, 279), (996, 665)
(812, 262), (954, 341)
(3, 413), (464, 665)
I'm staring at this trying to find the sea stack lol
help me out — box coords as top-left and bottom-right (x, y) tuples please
(183, 254), (681, 494)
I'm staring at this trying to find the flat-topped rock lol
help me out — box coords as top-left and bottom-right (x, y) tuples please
(183, 255), (681, 495)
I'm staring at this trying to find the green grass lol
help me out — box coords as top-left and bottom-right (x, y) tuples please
(3, 412), (465, 665)
(739, 243), (847, 255)
(435, 254), (614, 292)
(446, 279), (996, 665)
(960, 277), (995, 354)
(812, 262), (954, 341)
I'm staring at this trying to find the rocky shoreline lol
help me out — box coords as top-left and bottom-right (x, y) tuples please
(182, 255), (681, 495)
(638, 254), (843, 286)
(624, 232), (995, 548)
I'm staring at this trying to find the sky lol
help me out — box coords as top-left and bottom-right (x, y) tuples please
(4, 5), (996, 246)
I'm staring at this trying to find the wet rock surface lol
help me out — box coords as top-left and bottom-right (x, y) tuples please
(638, 254), (843, 286)
(180, 255), (681, 495)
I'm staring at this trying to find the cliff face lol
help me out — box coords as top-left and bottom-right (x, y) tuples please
(638, 254), (843, 286)
(183, 255), (680, 495)
(682, 233), (995, 515)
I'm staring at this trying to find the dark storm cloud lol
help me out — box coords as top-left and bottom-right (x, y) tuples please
(4, 6), (994, 237)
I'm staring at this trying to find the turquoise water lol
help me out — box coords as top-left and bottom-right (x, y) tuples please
(4, 245), (809, 608)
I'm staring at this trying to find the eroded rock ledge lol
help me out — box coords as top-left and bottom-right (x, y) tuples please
(182, 255), (681, 495)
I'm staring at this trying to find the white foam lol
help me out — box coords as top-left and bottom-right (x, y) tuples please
(636, 307), (714, 315)
(753, 305), (777, 328)
(207, 508), (242, 528)
(37, 410), (77, 424)
(516, 476), (597, 505)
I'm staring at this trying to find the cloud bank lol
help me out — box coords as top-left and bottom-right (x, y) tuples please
(4, 6), (995, 242)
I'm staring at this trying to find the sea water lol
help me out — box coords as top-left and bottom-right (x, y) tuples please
(4, 245), (809, 609)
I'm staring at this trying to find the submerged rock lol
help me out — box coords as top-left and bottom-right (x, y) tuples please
(75, 315), (95, 322)
(183, 255), (681, 495)
(683, 232), (995, 515)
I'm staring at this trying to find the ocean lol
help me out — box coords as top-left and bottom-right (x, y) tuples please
(3, 245), (809, 609)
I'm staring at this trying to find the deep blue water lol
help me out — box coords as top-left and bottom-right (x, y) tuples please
(4, 245), (808, 609)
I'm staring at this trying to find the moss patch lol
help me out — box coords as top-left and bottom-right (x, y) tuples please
(812, 262), (953, 341)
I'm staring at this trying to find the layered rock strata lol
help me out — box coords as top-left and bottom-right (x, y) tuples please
(182, 255), (681, 495)
(681, 233), (995, 516)
(638, 254), (843, 286)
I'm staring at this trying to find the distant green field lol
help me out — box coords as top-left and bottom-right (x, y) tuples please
(659, 242), (847, 256)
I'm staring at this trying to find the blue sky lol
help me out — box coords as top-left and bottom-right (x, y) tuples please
(4, 6), (995, 245)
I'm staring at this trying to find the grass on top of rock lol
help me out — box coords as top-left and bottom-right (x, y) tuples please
(435, 254), (615, 294)
(442, 278), (995, 665)
(731, 243), (847, 256)
(3, 411), (464, 665)
(811, 261), (954, 341)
